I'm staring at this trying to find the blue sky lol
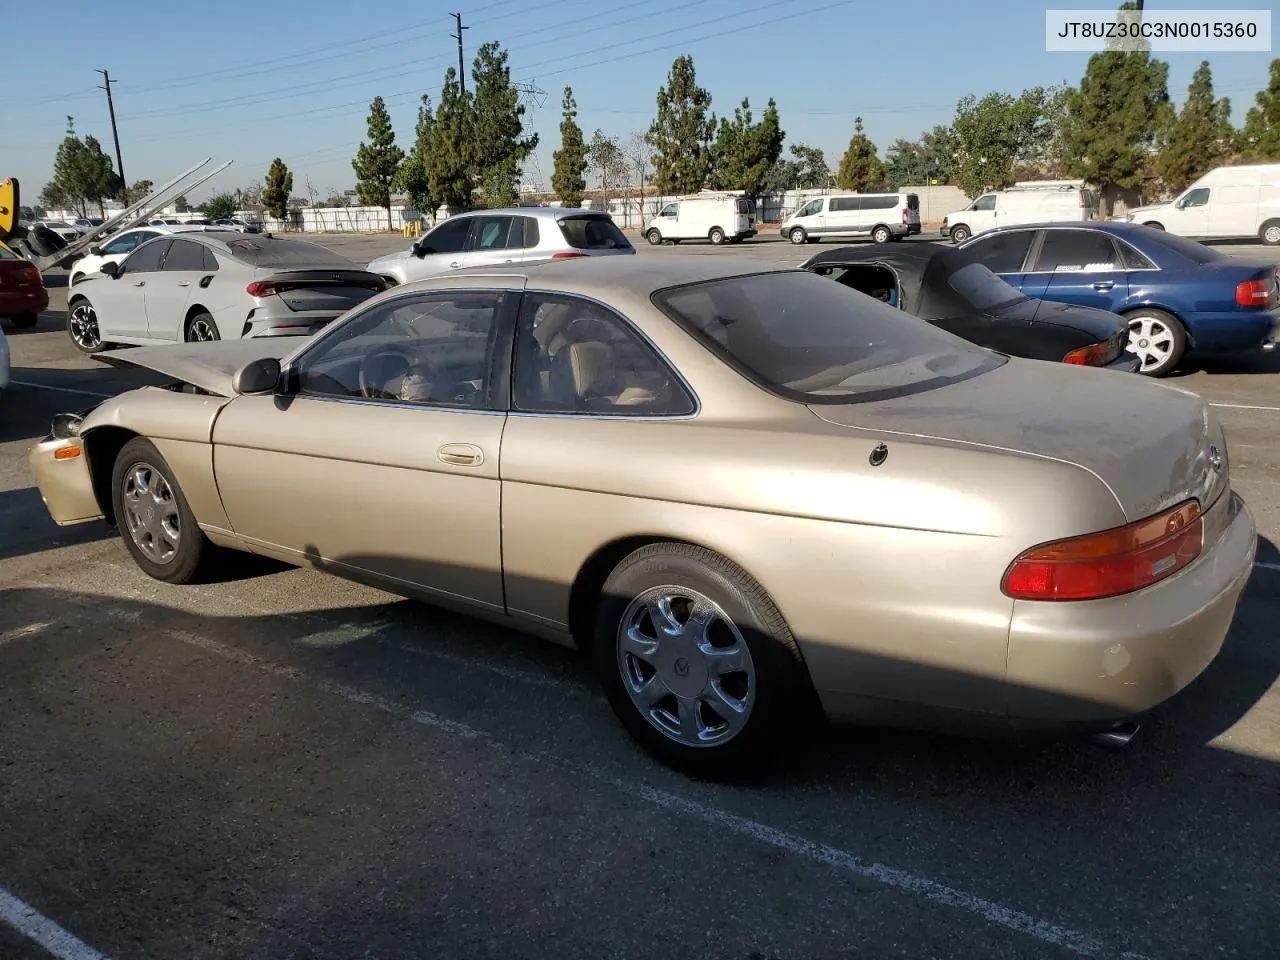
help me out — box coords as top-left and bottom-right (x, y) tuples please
(3, 0), (1275, 204)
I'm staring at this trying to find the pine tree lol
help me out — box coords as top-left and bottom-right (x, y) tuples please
(1059, 2), (1172, 213)
(1239, 58), (1280, 160)
(646, 55), (716, 195)
(262, 158), (293, 222)
(708, 98), (786, 198)
(836, 117), (885, 192)
(352, 96), (406, 230)
(551, 86), (588, 207)
(471, 42), (538, 207)
(1155, 62), (1234, 192)
(428, 68), (478, 213)
(394, 95), (439, 223)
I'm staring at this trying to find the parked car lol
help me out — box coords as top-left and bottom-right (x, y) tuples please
(72, 217), (106, 234)
(643, 192), (757, 245)
(780, 192), (921, 245)
(367, 207), (635, 286)
(0, 238), (49, 330)
(68, 224), (214, 286)
(66, 231), (386, 354)
(35, 219), (82, 242)
(1124, 163), (1280, 244)
(800, 243), (1137, 371)
(942, 181), (1098, 244)
(958, 221), (1280, 376)
(211, 217), (261, 234)
(27, 256), (1256, 776)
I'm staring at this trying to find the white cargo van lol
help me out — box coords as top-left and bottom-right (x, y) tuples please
(1125, 164), (1280, 245)
(942, 181), (1097, 243)
(779, 192), (921, 244)
(643, 192), (757, 245)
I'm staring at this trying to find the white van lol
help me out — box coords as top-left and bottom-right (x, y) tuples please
(942, 181), (1098, 243)
(1125, 164), (1280, 245)
(643, 192), (757, 245)
(780, 192), (921, 245)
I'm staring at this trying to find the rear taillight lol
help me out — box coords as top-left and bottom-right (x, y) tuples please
(552, 251), (588, 260)
(901, 208), (909, 225)
(246, 280), (282, 298)
(1002, 499), (1203, 601)
(1063, 339), (1118, 366)
(1235, 278), (1270, 308)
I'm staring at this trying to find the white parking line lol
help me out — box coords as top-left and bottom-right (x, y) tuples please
(8, 380), (113, 399)
(1256, 561), (1280, 573)
(1210, 402), (1280, 412)
(163, 625), (1145, 960)
(0, 887), (111, 960)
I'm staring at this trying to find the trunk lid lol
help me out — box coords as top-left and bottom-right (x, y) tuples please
(251, 269), (385, 314)
(807, 358), (1226, 522)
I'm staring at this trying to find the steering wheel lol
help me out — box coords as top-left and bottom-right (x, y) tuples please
(358, 347), (431, 399)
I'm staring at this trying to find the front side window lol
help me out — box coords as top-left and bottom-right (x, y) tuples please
(654, 270), (1003, 404)
(512, 294), (694, 416)
(420, 216), (472, 255)
(295, 291), (511, 409)
(971, 195), (997, 212)
(1180, 187), (1210, 208)
(119, 239), (172, 275)
(797, 199), (823, 217)
(659, 204), (678, 218)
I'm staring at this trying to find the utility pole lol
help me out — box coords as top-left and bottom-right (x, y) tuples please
(450, 12), (468, 94)
(95, 69), (126, 200)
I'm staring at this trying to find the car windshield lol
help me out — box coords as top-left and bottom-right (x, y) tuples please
(943, 262), (1026, 310)
(557, 215), (631, 250)
(222, 237), (358, 268)
(1140, 228), (1224, 264)
(653, 270), (1004, 404)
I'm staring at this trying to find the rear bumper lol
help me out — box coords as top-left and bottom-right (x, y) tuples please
(1004, 489), (1256, 725)
(1183, 309), (1278, 354)
(0, 287), (50, 315)
(240, 308), (341, 339)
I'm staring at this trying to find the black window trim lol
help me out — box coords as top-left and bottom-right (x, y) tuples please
(506, 288), (701, 422)
(1022, 226), (1129, 275)
(280, 286), (520, 415)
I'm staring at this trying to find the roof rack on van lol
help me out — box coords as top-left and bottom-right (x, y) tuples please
(1007, 180), (1087, 191)
(672, 190), (748, 200)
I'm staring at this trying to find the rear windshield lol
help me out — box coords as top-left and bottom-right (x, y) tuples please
(557, 215), (632, 250)
(1139, 228), (1223, 264)
(221, 237), (358, 268)
(907, 194), (920, 211)
(736, 198), (754, 214)
(653, 270), (1004, 404)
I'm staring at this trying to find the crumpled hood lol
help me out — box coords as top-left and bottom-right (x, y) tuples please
(93, 339), (302, 397)
(367, 249), (415, 271)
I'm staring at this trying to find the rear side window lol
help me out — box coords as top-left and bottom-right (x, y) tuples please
(223, 237), (357, 268)
(557, 215), (631, 250)
(1032, 230), (1118, 272)
(1116, 239), (1155, 269)
(863, 195), (898, 210)
(203, 246), (221, 271)
(519, 216), (540, 248)
(469, 215), (516, 251)
(162, 239), (207, 271)
(830, 197), (861, 212)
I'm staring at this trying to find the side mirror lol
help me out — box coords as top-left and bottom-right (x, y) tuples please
(231, 357), (282, 395)
(89, 244), (102, 256)
(99, 262), (119, 278)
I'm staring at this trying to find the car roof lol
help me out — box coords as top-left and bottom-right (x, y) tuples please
(444, 206), (616, 222)
(978, 220), (1144, 237)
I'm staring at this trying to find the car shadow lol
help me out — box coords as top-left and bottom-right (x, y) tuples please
(1171, 349), (1280, 377)
(0, 486), (112, 561)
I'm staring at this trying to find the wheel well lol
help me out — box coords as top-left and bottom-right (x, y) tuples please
(1141, 221), (1164, 230)
(82, 426), (140, 527)
(1261, 217), (1280, 231)
(708, 226), (724, 238)
(872, 223), (892, 235)
(1117, 304), (1193, 347)
(184, 304), (211, 326)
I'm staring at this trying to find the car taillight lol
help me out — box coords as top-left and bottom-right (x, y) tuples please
(552, 251), (587, 260)
(901, 208), (909, 225)
(246, 280), (283, 297)
(1063, 338), (1119, 366)
(1002, 499), (1203, 601)
(1235, 278), (1270, 308)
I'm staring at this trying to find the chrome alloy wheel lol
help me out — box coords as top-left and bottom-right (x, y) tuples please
(617, 586), (756, 747)
(122, 462), (182, 565)
(1125, 314), (1176, 373)
(69, 302), (101, 350)
(188, 317), (218, 341)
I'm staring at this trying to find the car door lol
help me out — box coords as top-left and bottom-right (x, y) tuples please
(414, 214), (474, 275)
(464, 214), (522, 268)
(93, 237), (172, 340)
(958, 229), (1036, 290)
(1167, 186), (1212, 237)
(496, 290), (699, 625)
(964, 194), (998, 235)
(656, 202), (680, 239)
(144, 238), (207, 340)
(97, 229), (158, 270)
(211, 286), (518, 611)
(1021, 229), (1129, 311)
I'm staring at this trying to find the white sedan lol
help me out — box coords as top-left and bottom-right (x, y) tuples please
(69, 224), (210, 287)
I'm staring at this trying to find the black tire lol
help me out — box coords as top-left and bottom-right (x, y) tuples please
(10, 312), (39, 330)
(111, 437), (214, 584)
(949, 224), (971, 244)
(592, 542), (814, 778)
(1260, 220), (1280, 246)
(67, 297), (105, 354)
(1123, 307), (1187, 378)
(709, 227), (726, 245)
(872, 225), (892, 244)
(1142, 221), (1165, 231)
(788, 227), (807, 245)
(645, 228), (663, 246)
(185, 311), (220, 342)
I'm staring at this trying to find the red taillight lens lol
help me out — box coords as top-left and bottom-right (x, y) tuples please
(1235, 278), (1270, 308)
(246, 280), (277, 297)
(1063, 341), (1112, 366)
(901, 208), (909, 225)
(1002, 499), (1203, 601)
(552, 251), (588, 260)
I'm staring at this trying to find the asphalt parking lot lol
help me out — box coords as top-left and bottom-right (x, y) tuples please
(1, 232), (1278, 960)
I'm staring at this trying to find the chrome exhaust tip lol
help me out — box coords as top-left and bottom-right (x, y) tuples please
(1089, 720), (1142, 750)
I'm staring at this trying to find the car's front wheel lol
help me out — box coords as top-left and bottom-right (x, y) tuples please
(949, 224), (971, 243)
(788, 227), (807, 245)
(111, 437), (213, 584)
(645, 228), (663, 246)
(1124, 308), (1186, 377)
(67, 298), (104, 354)
(592, 543), (813, 778)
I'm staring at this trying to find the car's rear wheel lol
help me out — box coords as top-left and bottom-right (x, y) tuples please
(111, 437), (213, 584)
(67, 298), (104, 354)
(872, 225), (892, 244)
(788, 227), (807, 244)
(1124, 308), (1186, 377)
(185, 312), (220, 342)
(709, 227), (726, 245)
(592, 542), (812, 778)
(949, 224), (971, 243)
(1260, 220), (1280, 246)
(645, 228), (663, 246)
(10, 313), (39, 330)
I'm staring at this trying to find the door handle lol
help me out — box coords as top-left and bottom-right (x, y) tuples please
(1092, 281), (1115, 291)
(177, 281), (192, 287)
(134, 280), (145, 286)
(449, 260), (462, 269)
(437, 443), (483, 466)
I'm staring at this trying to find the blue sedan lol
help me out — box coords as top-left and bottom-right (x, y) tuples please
(958, 221), (1280, 376)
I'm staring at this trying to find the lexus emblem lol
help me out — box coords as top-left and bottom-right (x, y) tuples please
(672, 657), (691, 678)
(1208, 443), (1223, 473)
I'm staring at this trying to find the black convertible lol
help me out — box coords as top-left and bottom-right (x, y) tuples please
(801, 243), (1139, 372)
